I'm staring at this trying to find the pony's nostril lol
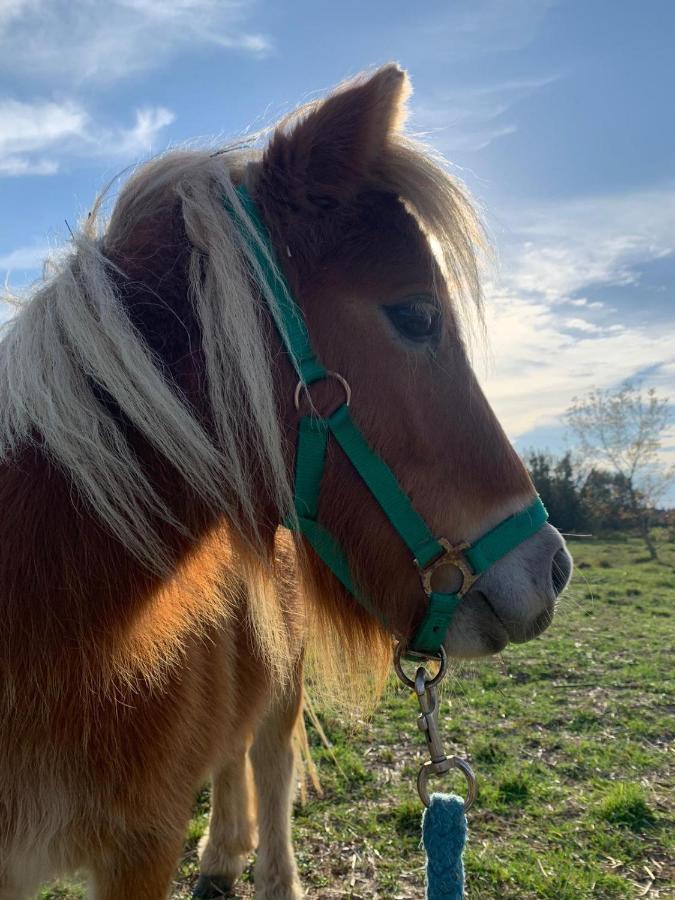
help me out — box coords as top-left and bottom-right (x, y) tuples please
(551, 547), (572, 596)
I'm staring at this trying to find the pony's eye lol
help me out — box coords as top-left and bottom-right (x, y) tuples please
(384, 299), (441, 344)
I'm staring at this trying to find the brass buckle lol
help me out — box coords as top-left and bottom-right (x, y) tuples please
(416, 538), (478, 597)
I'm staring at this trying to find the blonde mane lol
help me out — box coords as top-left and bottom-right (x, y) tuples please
(0, 131), (482, 573)
(0, 149), (296, 571)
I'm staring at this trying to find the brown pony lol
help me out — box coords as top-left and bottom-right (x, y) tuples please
(0, 65), (571, 899)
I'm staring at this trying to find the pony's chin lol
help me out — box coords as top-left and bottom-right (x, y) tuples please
(443, 590), (510, 658)
(442, 589), (555, 658)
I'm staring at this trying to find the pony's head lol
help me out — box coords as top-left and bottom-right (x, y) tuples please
(0, 65), (571, 692)
(247, 65), (572, 672)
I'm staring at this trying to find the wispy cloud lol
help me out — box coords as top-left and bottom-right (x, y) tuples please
(0, 0), (32, 29)
(0, 0), (270, 84)
(481, 292), (675, 435)
(413, 76), (557, 153)
(409, 0), (558, 63)
(0, 242), (51, 272)
(0, 98), (175, 178)
(477, 184), (675, 445)
(108, 107), (176, 158)
(501, 186), (675, 304)
(0, 99), (86, 176)
(0, 157), (59, 177)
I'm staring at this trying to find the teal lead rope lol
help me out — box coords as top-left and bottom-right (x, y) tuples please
(394, 650), (474, 900)
(423, 794), (467, 900)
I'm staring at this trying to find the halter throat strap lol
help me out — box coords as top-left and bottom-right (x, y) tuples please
(225, 184), (548, 657)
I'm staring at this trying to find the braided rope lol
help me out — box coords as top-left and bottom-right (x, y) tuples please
(422, 793), (467, 900)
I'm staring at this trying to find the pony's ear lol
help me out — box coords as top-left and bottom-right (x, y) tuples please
(262, 64), (410, 211)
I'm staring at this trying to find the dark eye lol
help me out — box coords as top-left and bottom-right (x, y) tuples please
(384, 299), (441, 344)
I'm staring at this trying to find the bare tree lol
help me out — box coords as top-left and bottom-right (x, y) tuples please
(566, 383), (674, 559)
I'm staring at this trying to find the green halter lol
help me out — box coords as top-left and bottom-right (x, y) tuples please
(225, 185), (548, 657)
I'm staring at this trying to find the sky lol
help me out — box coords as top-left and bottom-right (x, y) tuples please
(1, 0), (674, 503)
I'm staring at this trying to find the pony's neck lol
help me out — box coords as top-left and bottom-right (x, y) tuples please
(0, 438), (273, 693)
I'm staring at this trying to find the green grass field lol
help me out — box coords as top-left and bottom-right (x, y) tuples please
(42, 534), (674, 899)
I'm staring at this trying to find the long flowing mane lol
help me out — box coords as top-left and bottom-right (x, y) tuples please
(0, 97), (484, 700)
(0, 151), (295, 572)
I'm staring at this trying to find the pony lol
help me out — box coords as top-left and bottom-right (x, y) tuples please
(0, 65), (572, 899)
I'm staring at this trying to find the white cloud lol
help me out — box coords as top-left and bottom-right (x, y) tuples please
(480, 292), (675, 436)
(0, 0), (270, 84)
(413, 76), (556, 153)
(0, 99), (86, 176)
(0, 0), (33, 29)
(411, 0), (558, 63)
(474, 184), (675, 481)
(501, 185), (675, 303)
(91, 106), (176, 159)
(562, 317), (601, 333)
(0, 98), (175, 178)
(0, 243), (51, 271)
(0, 157), (58, 176)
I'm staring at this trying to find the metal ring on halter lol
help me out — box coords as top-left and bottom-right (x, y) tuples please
(416, 537), (478, 597)
(294, 371), (351, 412)
(394, 642), (448, 690)
(417, 757), (477, 811)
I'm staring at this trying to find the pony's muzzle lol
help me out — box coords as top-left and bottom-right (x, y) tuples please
(443, 523), (572, 657)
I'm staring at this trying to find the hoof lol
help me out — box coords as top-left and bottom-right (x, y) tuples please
(192, 873), (235, 898)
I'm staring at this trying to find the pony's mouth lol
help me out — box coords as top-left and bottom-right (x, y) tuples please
(444, 588), (556, 658)
(472, 589), (508, 643)
(480, 589), (555, 645)
(468, 589), (511, 652)
(443, 589), (509, 657)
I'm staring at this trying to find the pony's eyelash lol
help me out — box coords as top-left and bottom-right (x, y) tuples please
(383, 297), (442, 345)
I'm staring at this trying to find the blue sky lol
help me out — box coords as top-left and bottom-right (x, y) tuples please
(1, 0), (674, 502)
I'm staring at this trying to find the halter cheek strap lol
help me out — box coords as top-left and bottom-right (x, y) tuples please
(225, 185), (548, 657)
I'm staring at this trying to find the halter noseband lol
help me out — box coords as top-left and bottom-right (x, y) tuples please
(225, 185), (548, 657)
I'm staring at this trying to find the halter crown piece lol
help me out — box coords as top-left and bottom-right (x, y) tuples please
(225, 185), (548, 657)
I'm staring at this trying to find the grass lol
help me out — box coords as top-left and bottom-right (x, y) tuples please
(39, 533), (674, 898)
(595, 783), (657, 832)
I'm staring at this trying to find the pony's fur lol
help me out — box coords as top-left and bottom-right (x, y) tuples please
(0, 110), (483, 695)
(0, 65), (556, 898)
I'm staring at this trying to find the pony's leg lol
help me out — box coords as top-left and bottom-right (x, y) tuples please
(90, 831), (184, 900)
(193, 740), (256, 898)
(249, 664), (304, 900)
